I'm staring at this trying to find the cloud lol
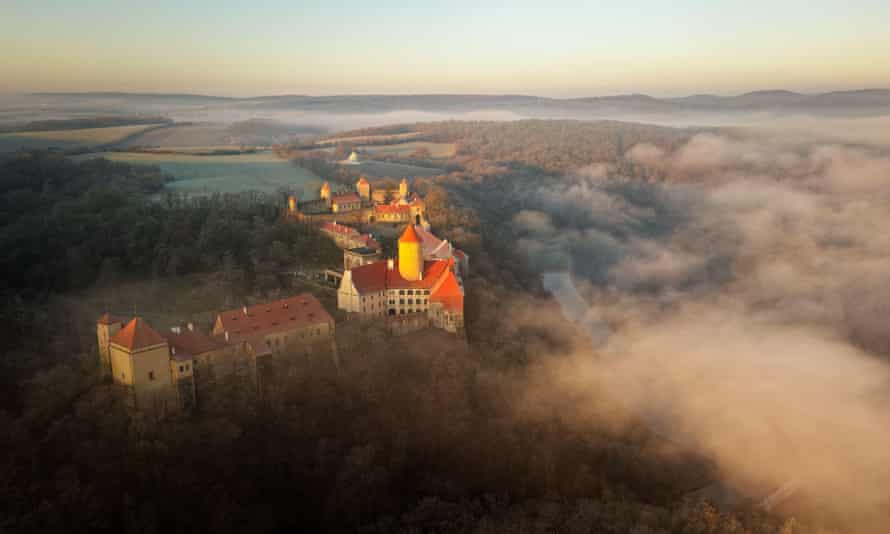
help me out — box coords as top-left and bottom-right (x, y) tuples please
(513, 131), (890, 530)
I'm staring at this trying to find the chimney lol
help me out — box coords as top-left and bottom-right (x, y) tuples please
(387, 258), (394, 270)
(224, 331), (230, 343)
(187, 322), (194, 331)
(171, 325), (181, 334)
(242, 306), (248, 315)
(171, 346), (176, 355)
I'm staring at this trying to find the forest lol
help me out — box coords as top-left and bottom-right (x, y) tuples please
(0, 149), (805, 533)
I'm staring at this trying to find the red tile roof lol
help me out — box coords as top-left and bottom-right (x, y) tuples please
(431, 269), (464, 312)
(333, 193), (361, 204)
(110, 317), (168, 352)
(167, 327), (226, 357)
(215, 294), (333, 343)
(321, 221), (359, 236)
(349, 258), (452, 293)
(399, 224), (421, 243)
(375, 204), (410, 214)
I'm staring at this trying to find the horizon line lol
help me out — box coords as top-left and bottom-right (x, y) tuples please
(21, 88), (890, 101)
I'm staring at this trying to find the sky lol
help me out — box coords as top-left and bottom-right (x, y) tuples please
(2, 0), (889, 97)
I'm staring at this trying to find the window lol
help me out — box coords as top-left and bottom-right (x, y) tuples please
(179, 365), (184, 372)
(408, 290), (414, 295)
(186, 364), (190, 371)
(148, 371), (155, 381)
(399, 290), (405, 295)
(399, 299), (405, 304)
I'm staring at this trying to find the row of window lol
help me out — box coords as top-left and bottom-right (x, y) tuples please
(397, 289), (430, 296)
(390, 298), (428, 305)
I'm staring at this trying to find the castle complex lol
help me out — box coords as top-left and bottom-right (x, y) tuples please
(97, 174), (470, 415)
(337, 224), (465, 334)
(288, 176), (426, 226)
(97, 293), (334, 415)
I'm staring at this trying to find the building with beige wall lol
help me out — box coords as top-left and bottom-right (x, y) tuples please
(338, 225), (465, 334)
(97, 293), (336, 414)
(107, 317), (184, 415)
(212, 293), (335, 358)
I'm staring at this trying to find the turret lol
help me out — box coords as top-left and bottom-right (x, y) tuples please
(320, 182), (331, 206)
(399, 178), (409, 201)
(287, 195), (298, 213)
(397, 224), (423, 281)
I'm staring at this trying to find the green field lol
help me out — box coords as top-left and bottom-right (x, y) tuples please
(0, 124), (164, 152)
(78, 152), (323, 196)
(118, 125), (234, 148)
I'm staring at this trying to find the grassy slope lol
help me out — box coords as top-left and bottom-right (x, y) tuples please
(79, 152), (323, 196)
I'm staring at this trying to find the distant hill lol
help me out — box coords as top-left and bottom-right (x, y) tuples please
(26, 89), (890, 117)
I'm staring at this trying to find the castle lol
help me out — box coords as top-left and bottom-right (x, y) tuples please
(288, 176), (426, 226)
(337, 224), (465, 334)
(97, 293), (335, 415)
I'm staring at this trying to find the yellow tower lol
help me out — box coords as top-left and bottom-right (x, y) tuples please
(397, 224), (423, 281)
(287, 195), (297, 213)
(399, 178), (409, 201)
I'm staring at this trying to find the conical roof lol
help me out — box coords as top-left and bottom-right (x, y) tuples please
(399, 224), (420, 244)
(110, 317), (167, 351)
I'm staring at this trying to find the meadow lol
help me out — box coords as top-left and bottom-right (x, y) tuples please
(117, 124), (236, 148)
(0, 124), (164, 152)
(78, 151), (323, 196)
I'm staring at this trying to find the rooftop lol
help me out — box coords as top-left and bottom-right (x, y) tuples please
(399, 224), (421, 244)
(332, 192), (361, 204)
(167, 326), (226, 357)
(375, 204), (410, 214)
(215, 293), (333, 343)
(350, 258), (452, 293)
(110, 317), (168, 352)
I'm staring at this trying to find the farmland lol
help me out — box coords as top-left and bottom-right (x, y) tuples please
(119, 119), (325, 149)
(77, 151), (322, 196)
(0, 123), (165, 152)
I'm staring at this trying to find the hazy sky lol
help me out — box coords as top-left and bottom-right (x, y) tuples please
(3, 0), (889, 97)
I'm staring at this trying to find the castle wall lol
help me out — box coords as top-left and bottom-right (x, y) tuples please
(111, 342), (179, 414)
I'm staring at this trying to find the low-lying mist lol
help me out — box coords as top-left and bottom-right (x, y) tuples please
(513, 128), (890, 529)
